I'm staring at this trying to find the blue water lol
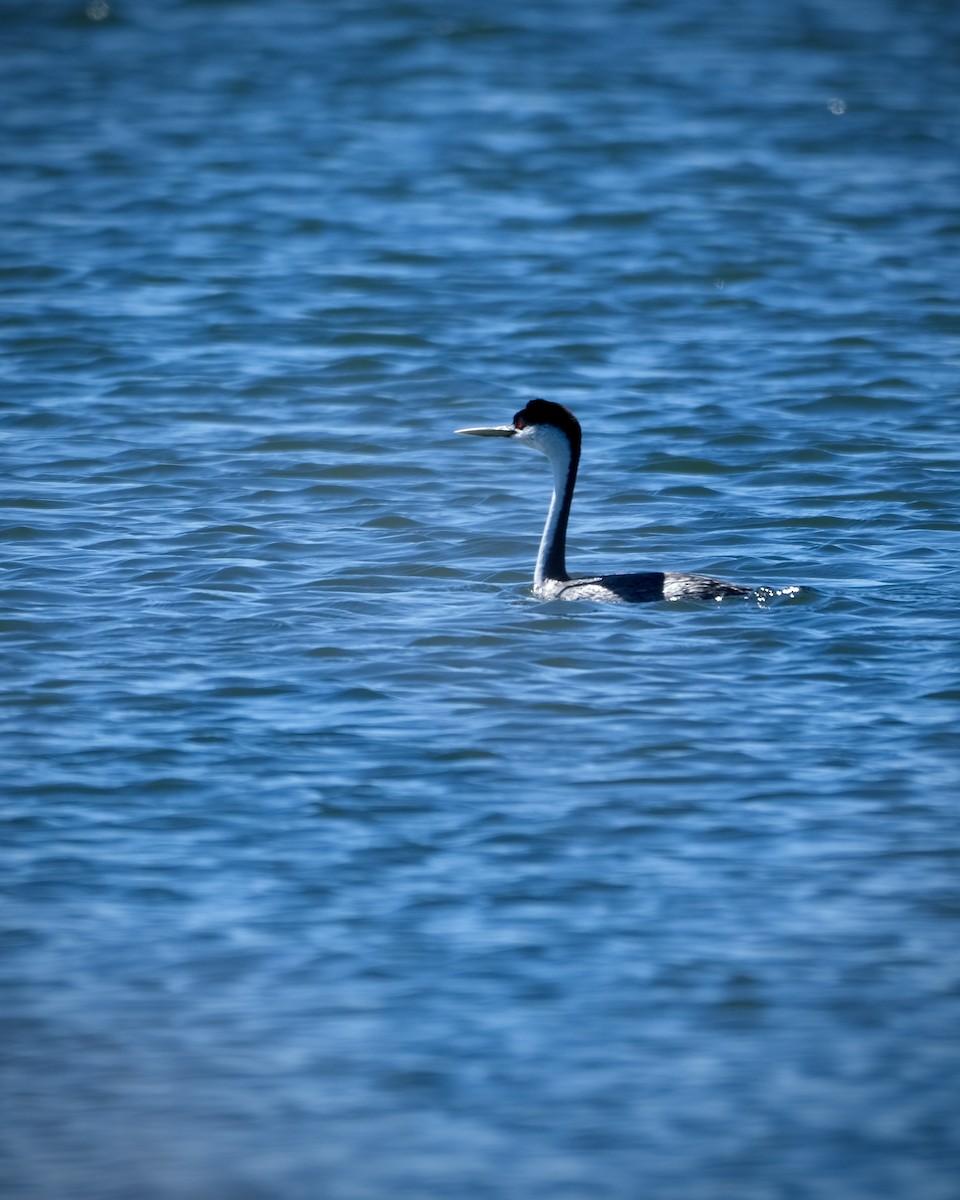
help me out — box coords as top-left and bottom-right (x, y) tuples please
(3, 1), (960, 1197)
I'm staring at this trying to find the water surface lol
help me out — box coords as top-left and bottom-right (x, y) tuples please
(2, 2), (959, 1197)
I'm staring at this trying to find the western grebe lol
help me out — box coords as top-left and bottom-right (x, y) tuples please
(457, 398), (751, 603)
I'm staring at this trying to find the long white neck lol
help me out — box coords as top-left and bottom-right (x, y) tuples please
(532, 427), (578, 588)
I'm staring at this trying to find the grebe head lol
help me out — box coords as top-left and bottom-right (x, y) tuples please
(510, 399), (581, 460)
(456, 398), (582, 461)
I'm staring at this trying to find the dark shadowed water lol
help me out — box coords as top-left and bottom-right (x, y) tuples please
(2, 1), (959, 1197)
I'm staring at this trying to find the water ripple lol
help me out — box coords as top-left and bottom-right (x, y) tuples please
(3, 2), (960, 1199)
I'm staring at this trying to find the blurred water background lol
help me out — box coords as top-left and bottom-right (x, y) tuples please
(2, 1), (959, 1197)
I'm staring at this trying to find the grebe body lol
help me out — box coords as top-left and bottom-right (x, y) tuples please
(457, 398), (750, 604)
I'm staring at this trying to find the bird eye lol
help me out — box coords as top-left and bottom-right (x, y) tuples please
(515, 416), (526, 430)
